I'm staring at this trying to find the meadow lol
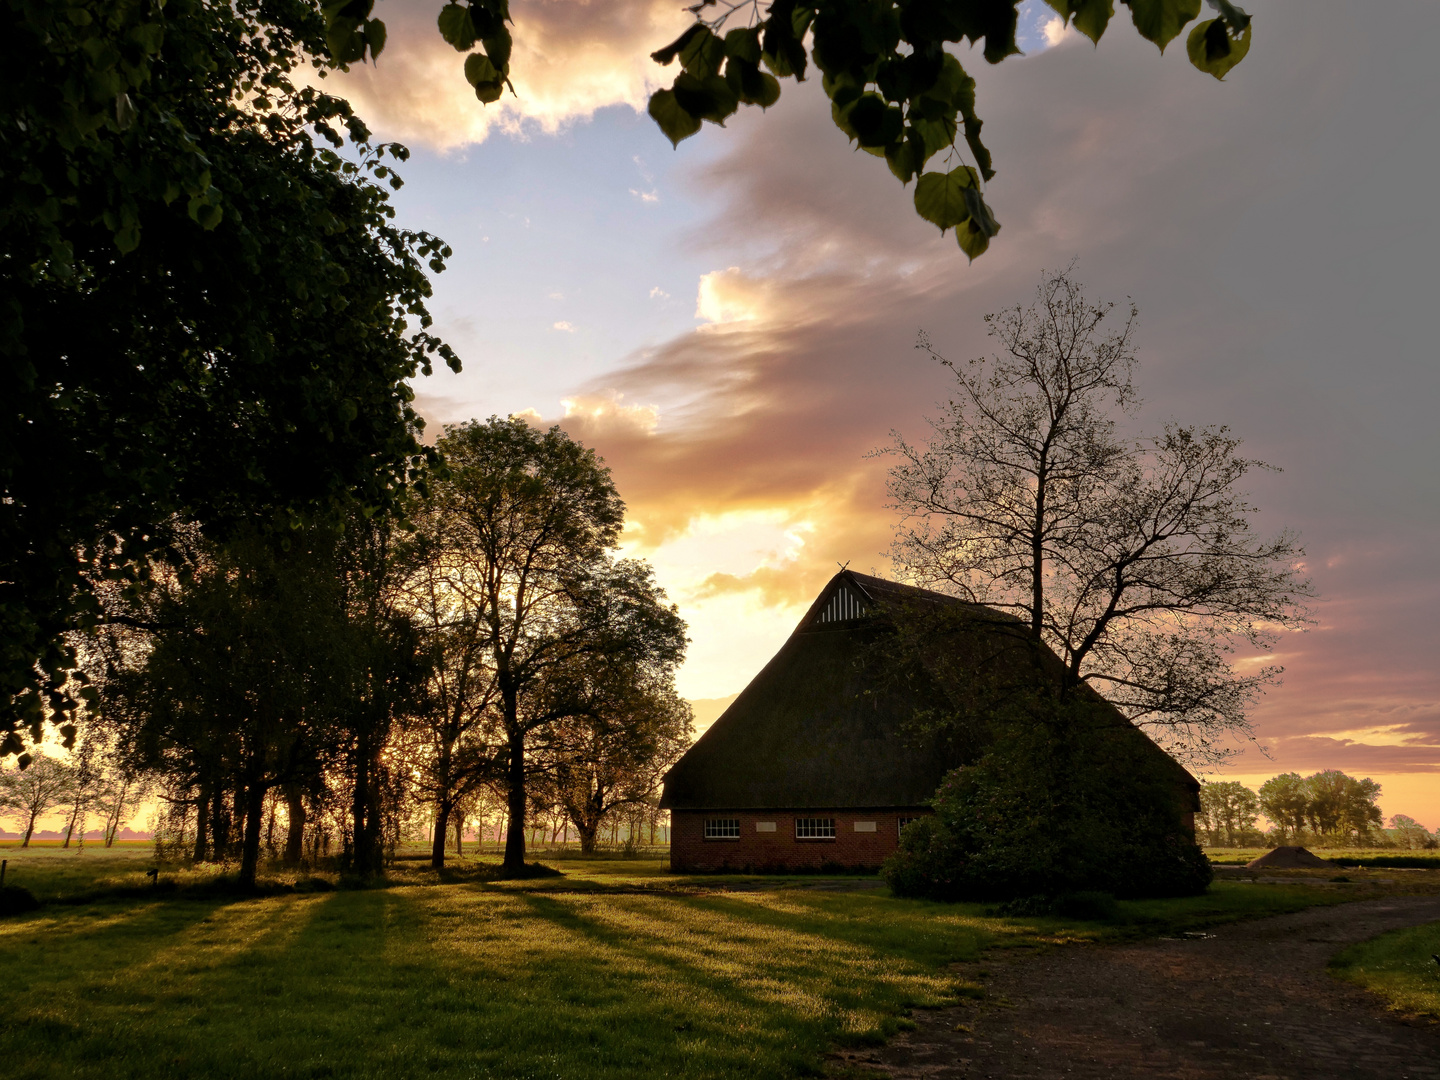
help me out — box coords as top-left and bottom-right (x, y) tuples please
(4, 843), (1427, 1080)
(1331, 920), (1440, 1022)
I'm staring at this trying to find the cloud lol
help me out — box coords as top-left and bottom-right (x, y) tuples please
(630, 188), (660, 203)
(323, 0), (693, 149)
(535, 5), (1440, 777)
(552, 320), (575, 332)
(649, 286), (669, 300)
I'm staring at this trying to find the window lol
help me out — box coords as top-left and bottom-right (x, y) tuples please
(898, 817), (922, 834)
(704, 818), (740, 839)
(795, 817), (836, 840)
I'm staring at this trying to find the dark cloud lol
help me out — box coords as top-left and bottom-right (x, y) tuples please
(554, 3), (1440, 776)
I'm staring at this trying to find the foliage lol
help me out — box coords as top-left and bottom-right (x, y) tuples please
(1256, 770), (1386, 846)
(1197, 780), (1261, 847)
(1388, 815), (1438, 850)
(0, 755), (77, 847)
(1, 0), (457, 756)
(327, 1), (1253, 260)
(415, 418), (687, 872)
(1330, 919), (1440, 1022)
(882, 698), (1213, 901)
(540, 660), (693, 855)
(884, 271), (1312, 766)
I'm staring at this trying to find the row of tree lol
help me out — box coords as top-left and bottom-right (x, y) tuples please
(1198, 773), (1436, 848)
(0, 744), (147, 849)
(40, 418), (691, 888)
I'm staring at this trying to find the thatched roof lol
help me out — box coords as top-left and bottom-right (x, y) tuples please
(661, 570), (1198, 811)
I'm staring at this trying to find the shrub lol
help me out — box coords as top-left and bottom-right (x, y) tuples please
(0, 885), (41, 916)
(884, 700), (1212, 902)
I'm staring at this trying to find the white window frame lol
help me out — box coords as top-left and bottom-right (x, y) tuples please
(704, 818), (741, 840)
(794, 817), (836, 840)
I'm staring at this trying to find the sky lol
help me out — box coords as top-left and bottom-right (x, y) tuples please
(254, 1), (1438, 829)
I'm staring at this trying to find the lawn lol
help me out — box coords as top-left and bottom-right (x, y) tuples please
(1330, 919), (1440, 1021)
(0, 845), (1415, 1080)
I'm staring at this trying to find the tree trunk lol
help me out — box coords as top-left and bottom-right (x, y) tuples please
(63, 797), (82, 848)
(283, 786), (306, 866)
(578, 821), (598, 855)
(21, 810), (37, 847)
(454, 811), (464, 855)
(430, 800), (450, 868)
(210, 785), (228, 861)
(502, 727), (527, 872)
(238, 757), (267, 889)
(192, 783), (211, 862)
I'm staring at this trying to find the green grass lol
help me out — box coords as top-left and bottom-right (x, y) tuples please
(0, 843), (1374, 1080)
(1204, 847), (1440, 867)
(1331, 920), (1440, 1021)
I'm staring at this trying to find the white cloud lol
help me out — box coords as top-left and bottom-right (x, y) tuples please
(321, 0), (693, 150)
(553, 320), (575, 332)
(630, 188), (660, 203)
(649, 286), (670, 299)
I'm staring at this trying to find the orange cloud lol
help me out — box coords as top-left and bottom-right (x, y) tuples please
(324, 0), (692, 149)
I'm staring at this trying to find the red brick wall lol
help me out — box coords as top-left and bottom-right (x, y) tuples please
(669, 809), (933, 873)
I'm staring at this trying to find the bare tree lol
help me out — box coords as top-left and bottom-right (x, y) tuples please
(885, 271), (1311, 765)
(0, 755), (76, 846)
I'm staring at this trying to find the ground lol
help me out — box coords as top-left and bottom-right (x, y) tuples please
(853, 893), (1440, 1079)
(1, 844), (1437, 1079)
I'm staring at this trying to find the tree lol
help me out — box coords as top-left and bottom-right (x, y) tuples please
(332, 1), (1254, 259)
(1197, 780), (1259, 847)
(0, 755), (76, 847)
(110, 531), (356, 887)
(1388, 815), (1435, 851)
(1303, 770), (1381, 845)
(1257, 772), (1309, 843)
(884, 271), (1311, 766)
(540, 631), (693, 855)
(883, 696), (1212, 901)
(2, 0), (457, 757)
(418, 418), (686, 872)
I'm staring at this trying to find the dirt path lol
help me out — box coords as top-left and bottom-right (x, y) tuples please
(845, 895), (1440, 1080)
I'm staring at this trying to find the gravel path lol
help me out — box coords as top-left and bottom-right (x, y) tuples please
(844, 895), (1440, 1080)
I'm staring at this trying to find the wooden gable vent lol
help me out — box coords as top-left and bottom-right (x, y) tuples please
(815, 583), (867, 625)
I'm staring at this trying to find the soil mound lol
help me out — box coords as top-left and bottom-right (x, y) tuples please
(1245, 846), (1334, 869)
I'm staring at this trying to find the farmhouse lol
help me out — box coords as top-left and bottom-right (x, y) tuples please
(661, 569), (1200, 873)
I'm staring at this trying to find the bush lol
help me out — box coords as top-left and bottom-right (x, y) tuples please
(883, 701), (1212, 902)
(0, 885), (41, 917)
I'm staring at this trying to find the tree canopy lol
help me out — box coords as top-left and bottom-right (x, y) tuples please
(2, 0), (457, 757)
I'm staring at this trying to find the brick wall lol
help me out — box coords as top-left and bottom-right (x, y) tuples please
(669, 808), (933, 873)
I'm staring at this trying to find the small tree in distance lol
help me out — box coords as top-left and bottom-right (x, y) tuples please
(0, 755), (75, 847)
(1197, 780), (1261, 846)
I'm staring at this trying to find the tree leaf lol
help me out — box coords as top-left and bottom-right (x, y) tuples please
(679, 26), (725, 81)
(723, 26), (763, 65)
(648, 89), (702, 147)
(1124, 0), (1202, 52)
(914, 167), (978, 232)
(1045, 0), (1115, 45)
(464, 52), (498, 88)
(437, 3), (476, 51)
(364, 18), (387, 61)
(1186, 18), (1250, 80)
(651, 24), (703, 66)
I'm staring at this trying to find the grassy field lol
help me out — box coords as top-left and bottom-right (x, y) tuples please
(1331, 919), (1440, 1021)
(0, 845), (1431, 1080)
(1204, 846), (1440, 867)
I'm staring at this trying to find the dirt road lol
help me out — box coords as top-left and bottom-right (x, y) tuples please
(845, 895), (1440, 1080)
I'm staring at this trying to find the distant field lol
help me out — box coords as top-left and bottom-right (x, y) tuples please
(1331, 919), (1440, 1020)
(1205, 847), (1440, 868)
(0, 848), (1388, 1080)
